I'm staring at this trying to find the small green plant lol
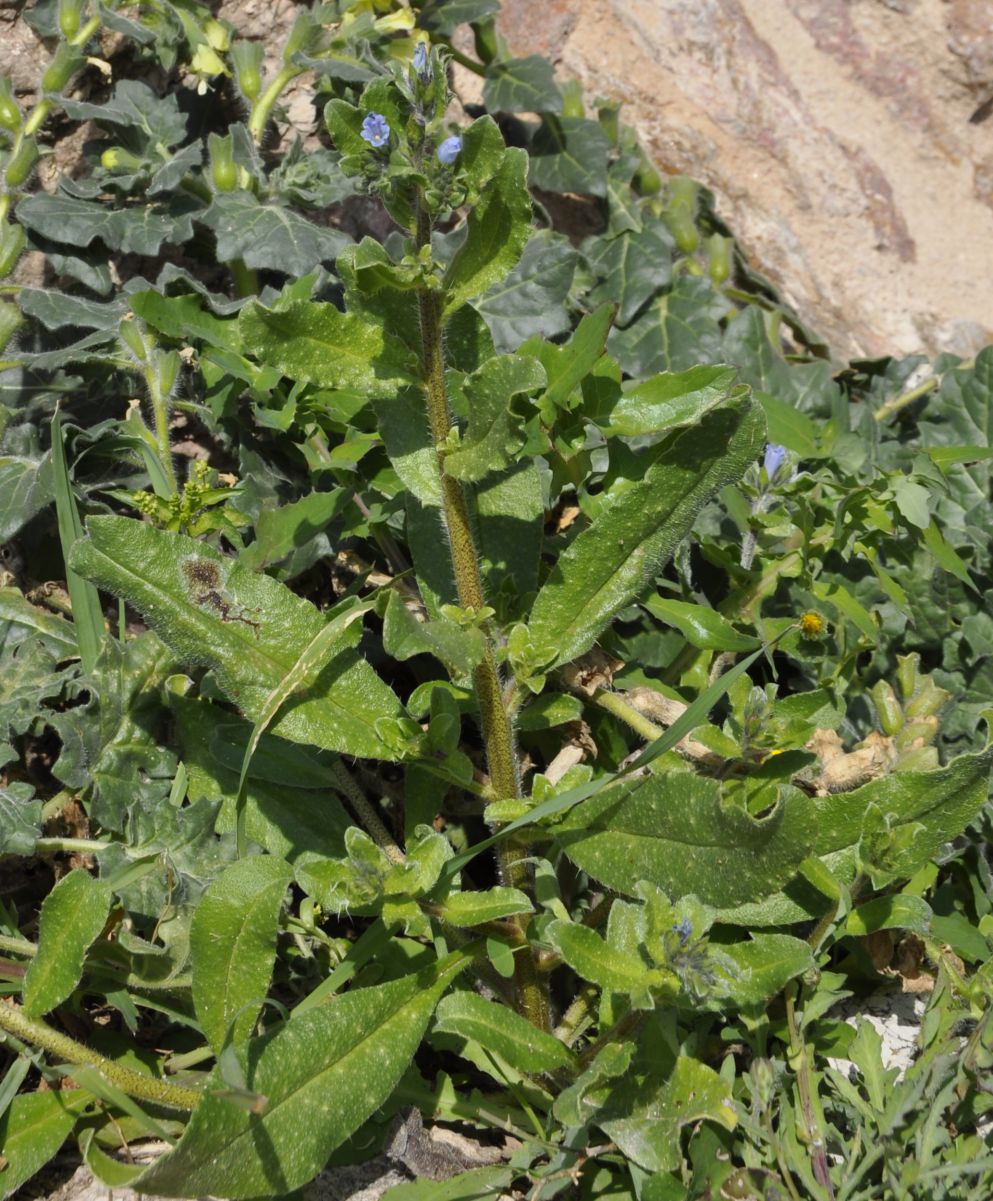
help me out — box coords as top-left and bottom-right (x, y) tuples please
(1, 2), (992, 1198)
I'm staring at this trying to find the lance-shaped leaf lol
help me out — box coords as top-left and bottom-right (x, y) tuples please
(132, 954), (469, 1199)
(721, 744), (993, 926)
(434, 991), (575, 1074)
(23, 870), (110, 1017)
(0, 1091), (93, 1199)
(443, 148), (532, 318)
(70, 517), (411, 760)
(238, 299), (418, 396)
(643, 596), (759, 652)
(602, 365), (742, 439)
(555, 772), (812, 910)
(190, 856), (294, 1055)
(445, 355), (545, 482)
(528, 396), (765, 670)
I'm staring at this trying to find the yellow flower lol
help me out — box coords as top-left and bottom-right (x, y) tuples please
(799, 611), (826, 640)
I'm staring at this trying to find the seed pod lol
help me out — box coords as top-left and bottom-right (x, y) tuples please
(4, 138), (39, 187)
(0, 221), (26, 278)
(707, 233), (733, 284)
(904, 677), (950, 721)
(42, 42), (84, 94)
(663, 175), (700, 253)
(0, 79), (21, 134)
(633, 155), (662, 196)
(58, 0), (84, 41)
(208, 132), (237, 193)
(231, 40), (263, 101)
(870, 679), (904, 736)
(895, 652), (919, 703)
(560, 80), (585, 121)
(472, 17), (499, 65)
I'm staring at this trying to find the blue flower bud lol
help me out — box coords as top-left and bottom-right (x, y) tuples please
(360, 112), (390, 148)
(763, 443), (788, 478)
(673, 917), (692, 947)
(437, 134), (462, 165)
(412, 41), (431, 82)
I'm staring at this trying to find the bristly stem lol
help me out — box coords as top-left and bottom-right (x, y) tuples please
(0, 999), (201, 1110)
(415, 207), (551, 1033)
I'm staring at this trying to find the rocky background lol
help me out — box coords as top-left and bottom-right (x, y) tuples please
(493, 0), (993, 362)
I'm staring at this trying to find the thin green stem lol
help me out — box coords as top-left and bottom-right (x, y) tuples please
(35, 837), (110, 854)
(248, 66), (304, 143)
(331, 761), (404, 864)
(784, 988), (836, 1201)
(591, 689), (664, 744)
(0, 932), (36, 958)
(415, 208), (550, 1033)
(0, 1000), (200, 1110)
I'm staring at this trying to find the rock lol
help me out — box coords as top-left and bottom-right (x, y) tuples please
(497, 0), (993, 361)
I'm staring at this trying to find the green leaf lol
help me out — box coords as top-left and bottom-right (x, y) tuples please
(517, 692), (583, 731)
(239, 299), (418, 396)
(0, 783), (42, 856)
(240, 490), (349, 572)
(59, 79), (187, 146)
(757, 391), (821, 458)
(445, 355), (545, 482)
(585, 223), (682, 326)
(16, 192), (196, 256)
(523, 302), (615, 414)
(721, 744), (993, 925)
(70, 517), (411, 760)
(547, 919), (660, 1001)
(0, 452), (52, 541)
(132, 956), (469, 1199)
(603, 365), (742, 438)
(474, 231), (578, 353)
(191, 856), (294, 1055)
(843, 894), (933, 938)
(128, 289), (243, 353)
(555, 773), (811, 909)
(601, 1057), (736, 1174)
(51, 409), (104, 673)
(642, 596), (759, 652)
(716, 934), (814, 1007)
(0, 1091), (92, 1199)
(417, 0), (500, 36)
(528, 397), (765, 668)
(922, 520), (975, 590)
(438, 886), (534, 926)
(23, 869), (110, 1017)
(476, 461), (544, 608)
(199, 193), (349, 277)
(482, 56), (562, 114)
(380, 1166), (515, 1201)
(443, 148), (532, 318)
(18, 288), (127, 331)
(529, 116), (611, 197)
(609, 276), (727, 378)
(175, 699), (352, 867)
(383, 590), (485, 679)
(433, 991), (575, 1073)
(891, 476), (931, 530)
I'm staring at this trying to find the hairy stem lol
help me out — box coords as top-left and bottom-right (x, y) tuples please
(784, 988), (836, 1201)
(248, 66), (304, 143)
(0, 1000), (200, 1110)
(415, 210), (550, 1032)
(331, 761), (404, 864)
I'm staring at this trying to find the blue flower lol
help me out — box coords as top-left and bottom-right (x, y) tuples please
(437, 134), (462, 165)
(412, 41), (431, 81)
(763, 443), (788, 478)
(673, 917), (693, 947)
(360, 112), (391, 148)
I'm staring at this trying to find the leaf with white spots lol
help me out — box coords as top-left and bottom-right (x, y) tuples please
(132, 952), (470, 1199)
